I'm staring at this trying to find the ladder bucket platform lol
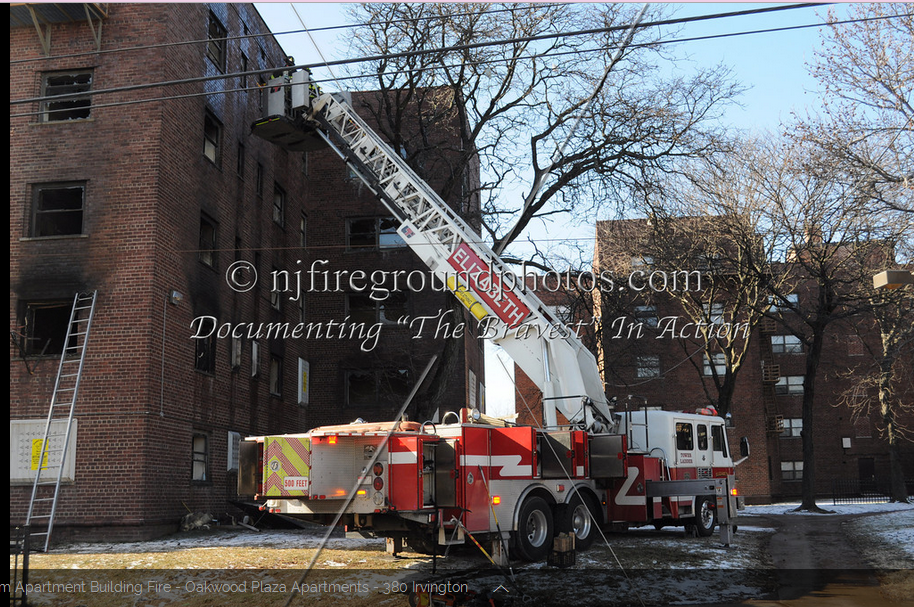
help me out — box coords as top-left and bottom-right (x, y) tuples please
(251, 115), (327, 152)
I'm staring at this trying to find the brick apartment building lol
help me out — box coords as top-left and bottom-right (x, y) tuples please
(516, 219), (913, 503)
(10, 3), (482, 541)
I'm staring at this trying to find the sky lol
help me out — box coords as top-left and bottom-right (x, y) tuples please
(252, 2), (852, 417)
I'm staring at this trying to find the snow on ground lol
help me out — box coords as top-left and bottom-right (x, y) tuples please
(54, 527), (384, 555)
(741, 500), (914, 516)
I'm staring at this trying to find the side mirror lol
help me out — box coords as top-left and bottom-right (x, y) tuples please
(740, 436), (750, 458)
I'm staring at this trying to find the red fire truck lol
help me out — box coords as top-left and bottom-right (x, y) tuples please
(238, 71), (747, 562)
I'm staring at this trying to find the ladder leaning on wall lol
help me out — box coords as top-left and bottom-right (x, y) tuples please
(25, 290), (98, 552)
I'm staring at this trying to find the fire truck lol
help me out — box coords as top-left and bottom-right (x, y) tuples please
(238, 70), (747, 562)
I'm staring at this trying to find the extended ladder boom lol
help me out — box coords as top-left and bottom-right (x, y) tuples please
(254, 74), (611, 430)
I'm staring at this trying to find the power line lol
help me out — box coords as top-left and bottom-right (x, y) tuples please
(9, 11), (900, 120)
(9, 3), (569, 66)
(10, 3), (825, 109)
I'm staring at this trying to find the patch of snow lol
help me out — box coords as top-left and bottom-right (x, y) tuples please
(741, 501), (914, 516)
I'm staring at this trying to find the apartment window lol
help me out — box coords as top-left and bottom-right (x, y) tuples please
(347, 217), (405, 250)
(346, 368), (411, 407)
(634, 305), (659, 328)
(199, 214), (217, 267)
(40, 70), (92, 122)
(299, 213), (308, 248)
(703, 303), (725, 325)
(31, 182), (85, 237)
(772, 335), (802, 354)
(192, 434), (209, 481)
(631, 255), (654, 268)
(676, 422), (694, 451)
(781, 460), (803, 481)
(269, 355), (283, 396)
(635, 355), (660, 379)
(203, 112), (222, 165)
(301, 152), (309, 175)
(22, 301), (72, 356)
(847, 335), (865, 357)
(236, 142), (245, 178)
(230, 336), (242, 369)
(255, 163), (264, 197)
(195, 330), (215, 374)
(770, 293), (799, 312)
(780, 418), (802, 438)
(270, 267), (282, 311)
(240, 53), (248, 88)
(273, 184), (285, 226)
(346, 292), (408, 324)
(775, 376), (804, 395)
(251, 341), (260, 377)
(703, 353), (726, 376)
(206, 12), (227, 70)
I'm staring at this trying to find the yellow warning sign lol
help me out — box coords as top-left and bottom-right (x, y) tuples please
(263, 437), (311, 497)
(31, 439), (49, 471)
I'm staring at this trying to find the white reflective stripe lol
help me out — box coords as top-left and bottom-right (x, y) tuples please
(459, 454), (532, 477)
(389, 451), (418, 464)
(614, 466), (644, 506)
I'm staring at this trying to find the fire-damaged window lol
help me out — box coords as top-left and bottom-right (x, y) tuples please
(346, 217), (405, 250)
(269, 355), (283, 396)
(195, 322), (215, 374)
(346, 368), (411, 407)
(31, 182), (85, 237)
(40, 70), (93, 122)
(22, 301), (73, 356)
(199, 214), (217, 267)
(192, 434), (209, 482)
(346, 292), (408, 324)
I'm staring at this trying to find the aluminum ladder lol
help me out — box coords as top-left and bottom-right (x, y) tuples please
(25, 290), (97, 552)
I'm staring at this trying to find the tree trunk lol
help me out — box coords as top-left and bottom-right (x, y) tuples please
(799, 326), (826, 511)
(879, 345), (909, 502)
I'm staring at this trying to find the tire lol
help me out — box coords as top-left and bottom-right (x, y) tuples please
(514, 496), (554, 561)
(693, 496), (717, 537)
(558, 494), (600, 551)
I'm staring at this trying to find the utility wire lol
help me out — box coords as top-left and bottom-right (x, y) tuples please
(10, 3), (826, 108)
(9, 3), (569, 66)
(10, 11), (901, 121)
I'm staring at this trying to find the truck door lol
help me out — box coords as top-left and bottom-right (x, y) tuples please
(695, 422), (712, 478)
(710, 423), (730, 473)
(674, 421), (695, 475)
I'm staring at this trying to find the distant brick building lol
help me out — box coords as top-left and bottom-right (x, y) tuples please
(10, 3), (481, 541)
(516, 219), (913, 504)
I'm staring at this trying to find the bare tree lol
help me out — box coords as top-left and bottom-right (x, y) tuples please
(747, 138), (911, 512)
(344, 2), (740, 253)
(796, 3), (913, 215)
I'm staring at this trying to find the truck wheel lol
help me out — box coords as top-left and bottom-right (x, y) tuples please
(559, 494), (599, 551)
(514, 496), (554, 561)
(693, 496), (717, 537)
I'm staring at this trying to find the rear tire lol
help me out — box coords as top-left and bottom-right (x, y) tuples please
(693, 496), (717, 537)
(514, 496), (554, 561)
(558, 494), (600, 551)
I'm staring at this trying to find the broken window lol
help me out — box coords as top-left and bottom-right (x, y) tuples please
(206, 12), (227, 70)
(195, 320), (215, 374)
(203, 111), (221, 165)
(346, 217), (405, 250)
(22, 301), (73, 356)
(31, 182), (85, 237)
(269, 355), (283, 395)
(199, 214), (217, 267)
(40, 71), (92, 122)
